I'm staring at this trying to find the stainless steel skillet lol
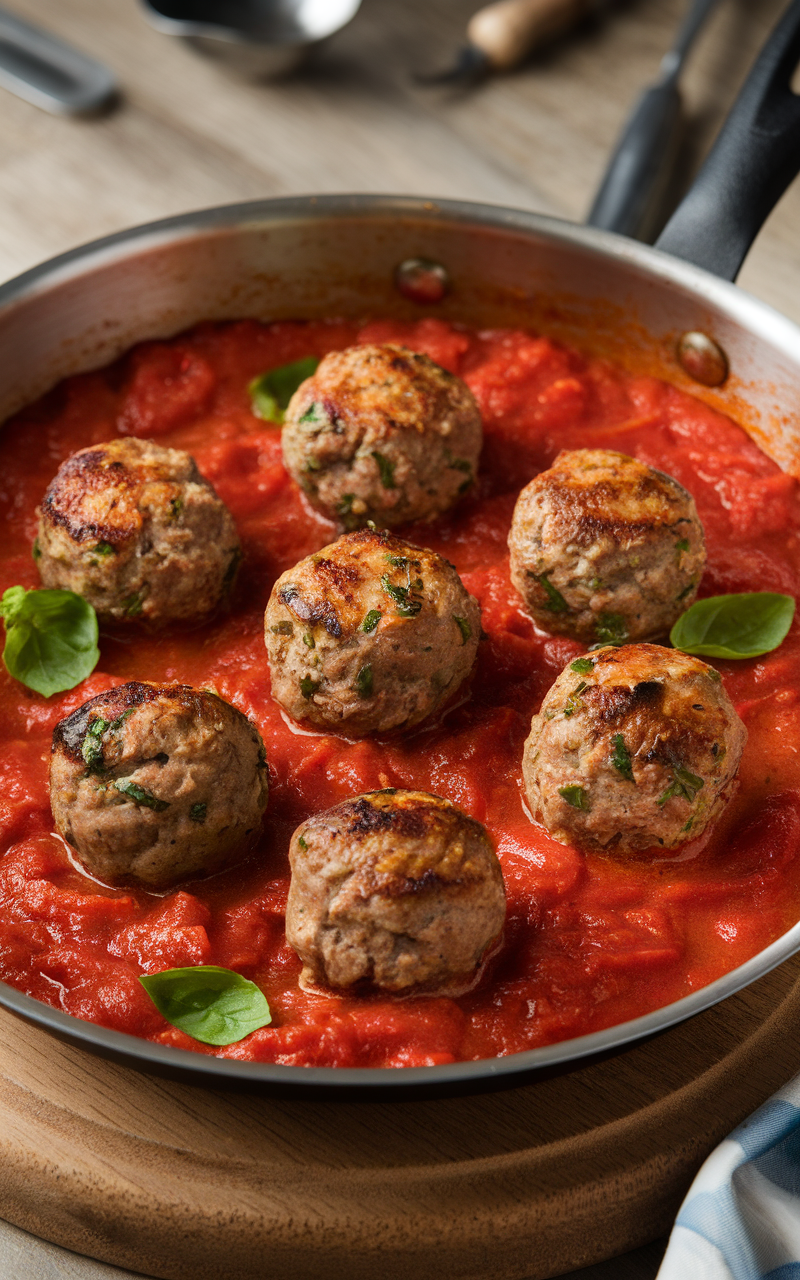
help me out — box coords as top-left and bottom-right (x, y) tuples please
(1, 5), (800, 1099)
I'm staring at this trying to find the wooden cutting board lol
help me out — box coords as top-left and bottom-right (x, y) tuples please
(1, 954), (799, 1280)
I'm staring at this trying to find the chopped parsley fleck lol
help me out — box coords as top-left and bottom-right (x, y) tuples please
(371, 451), (396, 489)
(676, 581), (696, 602)
(558, 785), (590, 811)
(169, 498), (183, 520)
(304, 457), (321, 472)
(570, 658), (594, 675)
(563, 681), (587, 718)
(299, 675), (319, 700)
(594, 613), (628, 646)
(385, 554), (408, 568)
(355, 664), (373, 698)
(337, 493), (358, 527)
(454, 615), (472, 645)
(708, 668), (722, 682)
(536, 574), (569, 614)
(675, 538), (690, 553)
(92, 541), (115, 557)
(81, 718), (108, 770)
(448, 457), (473, 475)
(299, 401), (326, 426)
(362, 610), (381, 633)
(298, 834), (308, 851)
(109, 708), (135, 733)
(271, 620), (294, 636)
(190, 803), (207, 823)
(381, 574), (422, 618)
(123, 592), (143, 617)
(114, 779), (170, 811)
(657, 765), (705, 808)
(302, 632), (315, 649)
(31, 537), (41, 561)
(610, 734), (634, 782)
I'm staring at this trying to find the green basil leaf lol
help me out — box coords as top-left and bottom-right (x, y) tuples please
(0, 586), (99, 697)
(249, 356), (320, 424)
(670, 592), (795, 659)
(139, 965), (272, 1047)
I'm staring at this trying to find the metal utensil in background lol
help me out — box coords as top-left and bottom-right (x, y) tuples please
(140, 0), (362, 79)
(586, 0), (723, 240)
(0, 6), (116, 114)
(416, 0), (609, 86)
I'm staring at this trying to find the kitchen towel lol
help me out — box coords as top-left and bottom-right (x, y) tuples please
(657, 1077), (800, 1279)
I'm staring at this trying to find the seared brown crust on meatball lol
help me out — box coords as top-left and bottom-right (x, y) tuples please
(508, 448), (706, 645)
(37, 437), (241, 625)
(285, 790), (505, 993)
(281, 344), (482, 527)
(522, 644), (746, 855)
(50, 681), (268, 889)
(265, 528), (481, 737)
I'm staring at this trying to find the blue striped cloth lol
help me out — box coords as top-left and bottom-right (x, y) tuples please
(658, 1079), (800, 1279)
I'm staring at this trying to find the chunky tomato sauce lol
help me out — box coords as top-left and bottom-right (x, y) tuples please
(1, 316), (800, 1068)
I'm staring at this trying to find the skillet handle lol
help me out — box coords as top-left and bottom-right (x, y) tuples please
(655, 0), (800, 281)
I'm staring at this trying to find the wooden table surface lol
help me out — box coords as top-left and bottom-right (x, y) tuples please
(0, 0), (799, 1276)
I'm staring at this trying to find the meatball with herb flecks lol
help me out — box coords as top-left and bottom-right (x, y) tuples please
(50, 682), (268, 889)
(522, 644), (746, 855)
(281, 343), (482, 527)
(508, 448), (706, 645)
(265, 528), (481, 737)
(36, 437), (241, 626)
(286, 789), (505, 993)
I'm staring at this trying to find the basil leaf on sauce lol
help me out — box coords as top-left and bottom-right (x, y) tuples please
(0, 586), (99, 697)
(139, 966), (272, 1047)
(670, 592), (795, 659)
(249, 356), (320, 424)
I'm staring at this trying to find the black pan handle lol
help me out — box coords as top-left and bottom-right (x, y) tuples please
(587, 78), (682, 240)
(655, 0), (800, 281)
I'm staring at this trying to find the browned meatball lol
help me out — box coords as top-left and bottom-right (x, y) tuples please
(50, 682), (268, 889)
(36, 437), (241, 625)
(508, 448), (706, 645)
(281, 344), (482, 527)
(265, 528), (481, 737)
(285, 790), (506, 993)
(522, 644), (746, 855)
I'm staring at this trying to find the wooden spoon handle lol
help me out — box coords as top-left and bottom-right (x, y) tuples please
(467, 0), (594, 71)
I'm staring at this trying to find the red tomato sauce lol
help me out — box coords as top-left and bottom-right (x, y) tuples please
(1, 316), (800, 1068)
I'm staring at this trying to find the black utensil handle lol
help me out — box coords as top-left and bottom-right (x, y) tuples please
(587, 79), (682, 239)
(656, 0), (800, 281)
